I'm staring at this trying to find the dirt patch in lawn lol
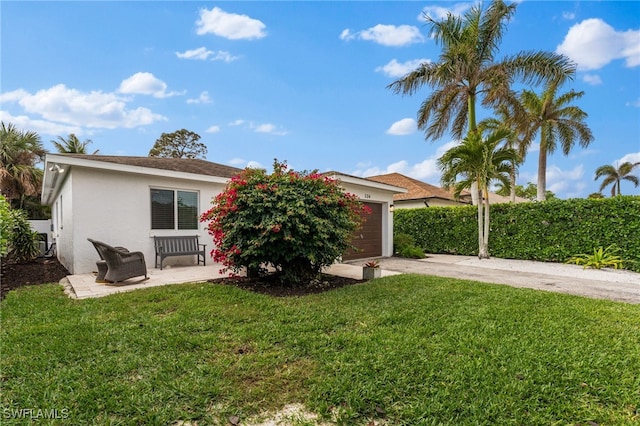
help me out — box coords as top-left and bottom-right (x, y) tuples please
(1, 257), (70, 300)
(209, 273), (367, 297)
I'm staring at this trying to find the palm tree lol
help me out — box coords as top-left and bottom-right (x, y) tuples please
(520, 81), (594, 201)
(479, 99), (527, 202)
(594, 161), (640, 196)
(52, 133), (98, 154)
(0, 122), (45, 208)
(388, 0), (575, 144)
(438, 128), (518, 259)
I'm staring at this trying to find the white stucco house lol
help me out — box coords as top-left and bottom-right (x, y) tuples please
(41, 154), (405, 274)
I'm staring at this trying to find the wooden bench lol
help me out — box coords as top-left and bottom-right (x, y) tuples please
(154, 235), (207, 270)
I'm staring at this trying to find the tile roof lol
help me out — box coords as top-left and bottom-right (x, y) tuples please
(367, 173), (467, 202)
(59, 154), (243, 178)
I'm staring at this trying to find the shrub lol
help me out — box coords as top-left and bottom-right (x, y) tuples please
(201, 160), (368, 286)
(3, 203), (41, 263)
(394, 197), (640, 272)
(393, 233), (425, 259)
(0, 195), (11, 257)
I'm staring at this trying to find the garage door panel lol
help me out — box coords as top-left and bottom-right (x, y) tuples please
(343, 202), (382, 260)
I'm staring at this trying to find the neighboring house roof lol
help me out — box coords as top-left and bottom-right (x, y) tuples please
(367, 173), (469, 204)
(323, 171), (408, 195)
(485, 192), (530, 204)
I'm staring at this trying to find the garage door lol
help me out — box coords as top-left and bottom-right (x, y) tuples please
(343, 202), (382, 260)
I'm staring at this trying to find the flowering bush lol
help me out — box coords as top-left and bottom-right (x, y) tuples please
(201, 160), (369, 286)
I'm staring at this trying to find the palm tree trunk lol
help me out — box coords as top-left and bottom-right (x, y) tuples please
(477, 196), (485, 259)
(537, 136), (547, 201)
(510, 160), (516, 203)
(468, 97), (480, 206)
(479, 186), (490, 259)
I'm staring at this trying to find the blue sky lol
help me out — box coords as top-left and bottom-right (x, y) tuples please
(2, 0), (639, 198)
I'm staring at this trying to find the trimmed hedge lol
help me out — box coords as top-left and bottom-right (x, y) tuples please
(394, 196), (640, 272)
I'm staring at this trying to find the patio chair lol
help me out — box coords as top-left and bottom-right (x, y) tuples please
(87, 238), (148, 283)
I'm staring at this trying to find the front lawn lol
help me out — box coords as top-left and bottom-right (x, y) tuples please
(1, 275), (639, 425)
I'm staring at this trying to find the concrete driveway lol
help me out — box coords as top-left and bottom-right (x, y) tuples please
(347, 254), (640, 304)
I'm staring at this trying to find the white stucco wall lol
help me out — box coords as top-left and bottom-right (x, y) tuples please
(53, 173), (75, 271)
(57, 167), (226, 274)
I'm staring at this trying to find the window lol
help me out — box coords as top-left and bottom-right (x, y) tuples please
(151, 189), (198, 230)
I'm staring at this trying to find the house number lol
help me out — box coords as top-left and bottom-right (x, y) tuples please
(364, 194), (371, 199)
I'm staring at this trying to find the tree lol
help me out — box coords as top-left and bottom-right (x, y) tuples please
(495, 182), (557, 201)
(520, 81), (593, 201)
(0, 122), (45, 208)
(588, 192), (604, 199)
(479, 101), (528, 202)
(201, 160), (367, 285)
(52, 133), (98, 154)
(594, 161), (640, 196)
(387, 0), (574, 144)
(438, 128), (518, 259)
(148, 129), (207, 159)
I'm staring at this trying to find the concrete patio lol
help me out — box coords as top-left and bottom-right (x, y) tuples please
(63, 262), (400, 299)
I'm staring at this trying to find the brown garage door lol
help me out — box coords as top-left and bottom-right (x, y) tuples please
(343, 202), (382, 260)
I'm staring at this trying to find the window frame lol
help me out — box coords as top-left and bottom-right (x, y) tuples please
(150, 187), (200, 231)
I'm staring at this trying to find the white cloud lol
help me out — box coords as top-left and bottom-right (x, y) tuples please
(546, 164), (584, 194)
(2, 83), (166, 130)
(176, 47), (239, 62)
(556, 18), (640, 70)
(618, 152), (640, 164)
(0, 110), (82, 137)
(228, 158), (246, 166)
(246, 161), (265, 169)
(375, 58), (430, 78)
(352, 140), (459, 181)
(420, 3), (473, 20)
(229, 119), (245, 126)
(205, 125), (220, 133)
(626, 98), (640, 108)
(582, 74), (602, 85)
(118, 72), (183, 98)
(340, 24), (424, 47)
(187, 91), (212, 104)
(386, 118), (416, 135)
(176, 47), (212, 60)
(562, 11), (576, 21)
(339, 29), (355, 42)
(251, 122), (288, 136)
(420, 3), (474, 20)
(0, 89), (29, 103)
(196, 7), (266, 40)
(227, 158), (264, 169)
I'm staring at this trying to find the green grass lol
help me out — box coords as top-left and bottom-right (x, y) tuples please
(1, 275), (639, 425)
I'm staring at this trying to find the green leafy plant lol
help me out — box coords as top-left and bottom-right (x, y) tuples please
(201, 160), (368, 286)
(0, 195), (11, 257)
(4, 206), (40, 263)
(566, 245), (624, 270)
(393, 232), (425, 259)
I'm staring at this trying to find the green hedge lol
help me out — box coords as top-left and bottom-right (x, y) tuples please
(394, 196), (640, 272)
